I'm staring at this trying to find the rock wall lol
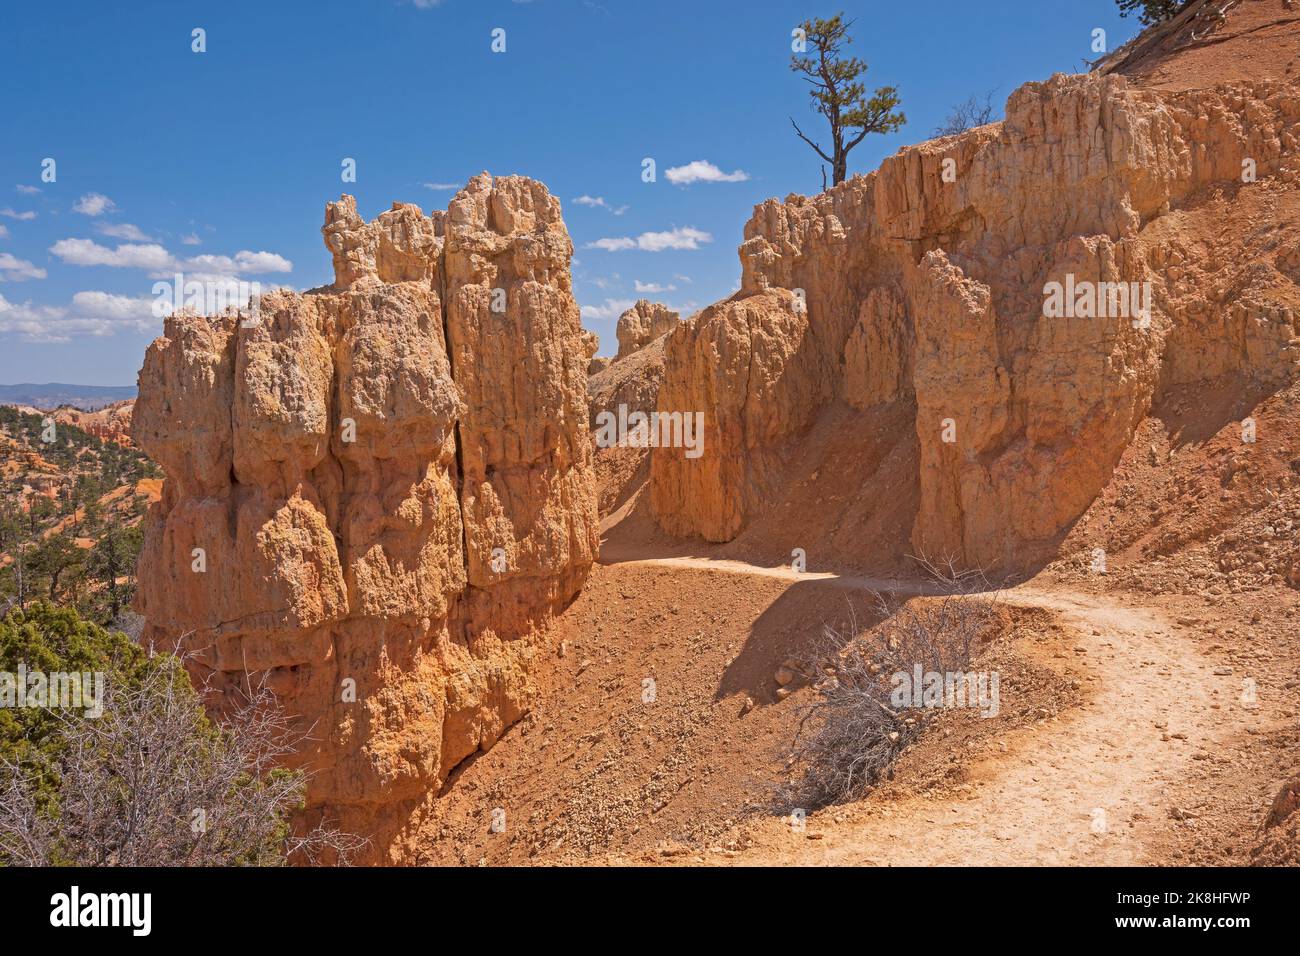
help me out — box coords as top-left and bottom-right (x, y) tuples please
(650, 72), (1300, 569)
(133, 174), (598, 858)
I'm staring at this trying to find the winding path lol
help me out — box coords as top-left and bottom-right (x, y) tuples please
(604, 553), (1239, 865)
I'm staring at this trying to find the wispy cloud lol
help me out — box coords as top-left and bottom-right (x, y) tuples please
(0, 208), (36, 221)
(72, 192), (116, 216)
(664, 160), (750, 185)
(634, 279), (676, 293)
(572, 195), (627, 215)
(421, 181), (460, 191)
(95, 221), (151, 241)
(0, 253), (47, 281)
(180, 233), (201, 246)
(14, 185), (40, 195)
(579, 297), (636, 320)
(586, 226), (712, 252)
(587, 237), (635, 252)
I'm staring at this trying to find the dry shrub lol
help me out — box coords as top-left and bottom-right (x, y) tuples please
(780, 557), (1004, 810)
(0, 641), (367, 866)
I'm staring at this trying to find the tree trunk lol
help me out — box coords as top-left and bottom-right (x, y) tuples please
(832, 150), (847, 186)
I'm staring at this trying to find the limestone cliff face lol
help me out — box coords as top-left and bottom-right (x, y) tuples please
(133, 174), (598, 857)
(650, 71), (1300, 568)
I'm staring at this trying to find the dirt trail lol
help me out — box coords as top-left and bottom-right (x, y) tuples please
(598, 554), (1247, 866)
(744, 583), (1243, 864)
(599, 552), (925, 592)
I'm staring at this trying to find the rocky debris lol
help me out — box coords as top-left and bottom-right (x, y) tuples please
(133, 173), (598, 860)
(615, 300), (680, 360)
(1264, 775), (1300, 829)
(650, 71), (1300, 569)
(1254, 773), (1300, 865)
(1052, 381), (1300, 596)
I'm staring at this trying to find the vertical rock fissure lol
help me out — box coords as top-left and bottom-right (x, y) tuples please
(437, 242), (474, 630)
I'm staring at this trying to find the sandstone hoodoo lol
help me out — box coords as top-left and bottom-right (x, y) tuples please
(649, 70), (1300, 571)
(615, 299), (680, 360)
(132, 174), (598, 859)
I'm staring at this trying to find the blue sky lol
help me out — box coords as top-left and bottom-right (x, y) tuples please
(0, 0), (1142, 386)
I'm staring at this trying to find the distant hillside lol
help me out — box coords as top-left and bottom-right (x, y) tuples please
(0, 404), (161, 626)
(0, 383), (137, 411)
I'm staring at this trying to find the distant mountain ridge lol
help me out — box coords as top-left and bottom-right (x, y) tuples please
(0, 383), (137, 411)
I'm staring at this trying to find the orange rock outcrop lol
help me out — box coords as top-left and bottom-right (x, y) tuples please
(615, 300), (680, 360)
(133, 174), (598, 858)
(650, 71), (1300, 569)
(50, 400), (135, 446)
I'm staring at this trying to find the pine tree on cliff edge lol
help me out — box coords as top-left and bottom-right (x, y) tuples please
(1116, 0), (1188, 27)
(789, 13), (905, 190)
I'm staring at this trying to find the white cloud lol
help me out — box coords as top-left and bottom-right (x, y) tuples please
(0, 289), (161, 343)
(587, 237), (636, 252)
(674, 274), (693, 284)
(50, 238), (292, 277)
(0, 253), (47, 281)
(586, 226), (712, 252)
(95, 221), (151, 241)
(0, 208), (36, 221)
(0, 224), (7, 239)
(579, 297), (636, 321)
(636, 227), (712, 251)
(634, 280), (676, 294)
(70, 291), (156, 325)
(572, 195), (628, 215)
(15, 185), (40, 195)
(664, 160), (750, 185)
(421, 181), (460, 191)
(0, 293), (66, 341)
(72, 192), (117, 216)
(50, 238), (173, 270)
(180, 233), (201, 245)
(233, 250), (293, 273)
(182, 250), (292, 274)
